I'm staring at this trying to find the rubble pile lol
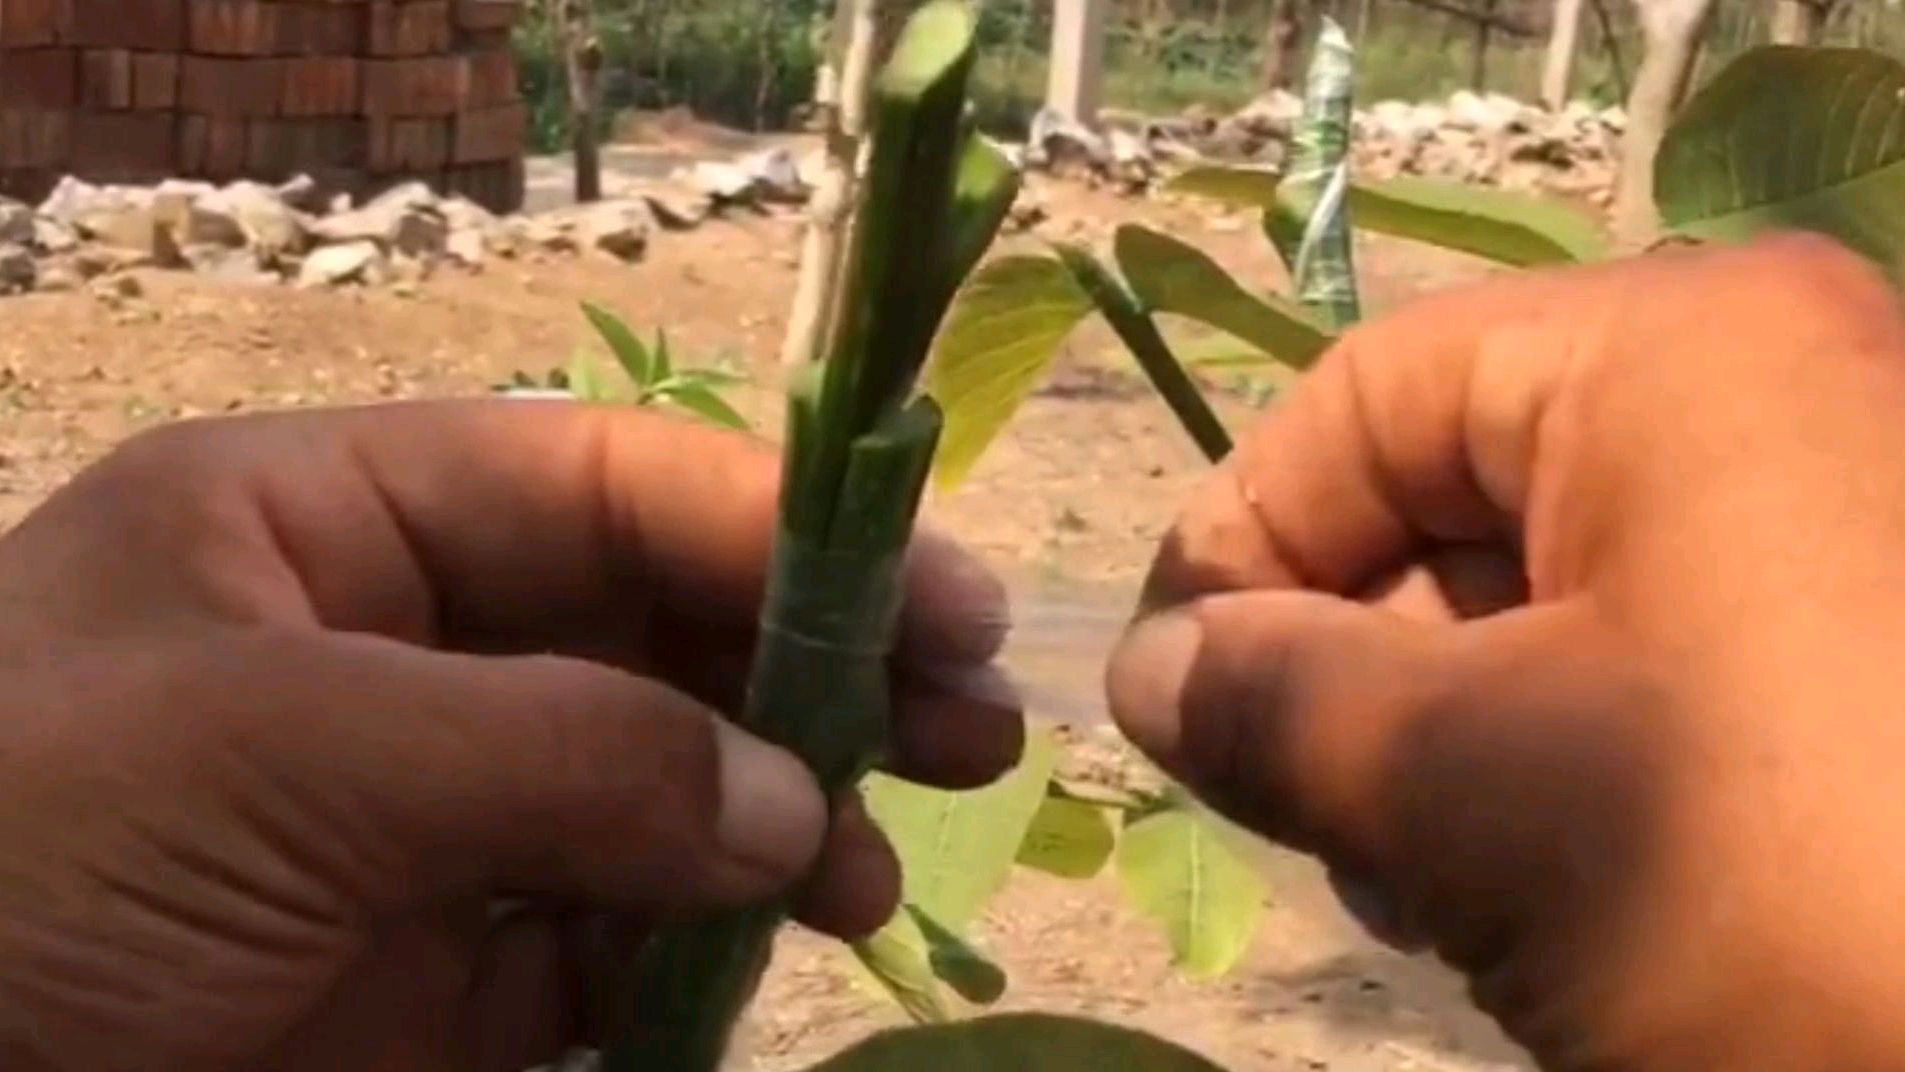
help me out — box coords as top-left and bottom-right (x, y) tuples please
(1026, 88), (1626, 208)
(0, 146), (815, 296)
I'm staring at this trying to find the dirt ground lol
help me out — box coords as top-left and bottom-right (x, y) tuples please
(0, 158), (1534, 1070)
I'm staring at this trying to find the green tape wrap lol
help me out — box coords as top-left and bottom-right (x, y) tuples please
(757, 532), (906, 659)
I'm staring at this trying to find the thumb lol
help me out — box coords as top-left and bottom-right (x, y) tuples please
(1108, 593), (1668, 968)
(215, 631), (828, 915)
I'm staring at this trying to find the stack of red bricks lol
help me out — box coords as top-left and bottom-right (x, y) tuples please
(0, 0), (528, 212)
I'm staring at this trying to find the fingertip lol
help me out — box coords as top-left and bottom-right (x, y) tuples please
(711, 719), (829, 894)
(887, 669), (1026, 790)
(792, 799), (902, 939)
(1106, 609), (1205, 764)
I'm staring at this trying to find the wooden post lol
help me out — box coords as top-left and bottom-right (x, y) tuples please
(551, 0), (602, 203)
(1047, 0), (1108, 125)
(1541, 0), (1587, 109)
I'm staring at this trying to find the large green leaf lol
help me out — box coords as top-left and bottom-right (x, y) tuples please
(1116, 807), (1266, 980)
(1115, 224), (1334, 369)
(1167, 165), (1280, 211)
(925, 257), (1094, 489)
(1015, 790), (1118, 879)
(863, 729), (1059, 928)
(1656, 46), (1905, 265)
(1349, 177), (1607, 265)
(805, 1014), (1230, 1072)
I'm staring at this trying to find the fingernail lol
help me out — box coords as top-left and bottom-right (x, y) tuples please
(712, 720), (826, 881)
(1106, 611), (1204, 750)
(913, 661), (1025, 712)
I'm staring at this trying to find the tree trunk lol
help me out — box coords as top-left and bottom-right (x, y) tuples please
(1471, 0), (1496, 89)
(1613, 0), (1717, 244)
(1770, 0), (1827, 43)
(778, 0), (882, 368)
(553, 0), (602, 203)
(1541, 0), (1587, 109)
(1048, 0), (1109, 124)
(1259, 0), (1303, 90)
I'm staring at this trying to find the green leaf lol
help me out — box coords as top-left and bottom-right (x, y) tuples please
(804, 1014), (1231, 1072)
(905, 905), (1007, 1006)
(1115, 224), (1334, 369)
(1657, 46), (1905, 266)
(851, 908), (951, 1025)
(565, 348), (612, 403)
(1016, 790), (1117, 879)
(659, 382), (750, 430)
(652, 328), (674, 381)
(580, 301), (653, 387)
(1116, 806), (1267, 980)
(1349, 176), (1606, 265)
(862, 729), (1059, 929)
(1167, 165), (1280, 211)
(925, 256), (1095, 489)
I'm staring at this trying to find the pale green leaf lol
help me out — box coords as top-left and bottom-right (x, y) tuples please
(804, 1013), (1230, 1072)
(1115, 224), (1334, 369)
(1274, 18), (1359, 327)
(925, 257), (1095, 489)
(851, 908), (951, 1024)
(1657, 46), (1905, 267)
(1167, 165), (1280, 211)
(652, 328), (674, 381)
(1116, 807), (1267, 980)
(1016, 791), (1117, 879)
(580, 301), (653, 387)
(1349, 176), (1606, 265)
(862, 730), (1058, 929)
(659, 382), (750, 430)
(905, 905), (1007, 1006)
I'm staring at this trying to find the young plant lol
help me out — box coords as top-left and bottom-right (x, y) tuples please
(928, 19), (1606, 488)
(499, 302), (751, 431)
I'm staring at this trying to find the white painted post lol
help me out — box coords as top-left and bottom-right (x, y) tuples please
(1047, 0), (1108, 125)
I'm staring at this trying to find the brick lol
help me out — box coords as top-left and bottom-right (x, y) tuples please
(367, 114), (447, 171)
(66, 0), (184, 50)
(367, 0), (447, 56)
(445, 156), (523, 213)
(462, 48), (514, 106)
(246, 115), (361, 177)
(188, 0), (280, 55)
(451, 101), (520, 163)
(131, 52), (178, 109)
(79, 49), (131, 109)
(362, 56), (463, 116)
(0, 0), (67, 46)
(280, 55), (355, 116)
(273, 2), (360, 55)
(179, 55), (280, 116)
(178, 112), (246, 176)
(0, 47), (74, 107)
(0, 107), (67, 167)
(69, 111), (174, 174)
(456, 26), (508, 52)
(453, 0), (517, 31)
(0, 167), (57, 203)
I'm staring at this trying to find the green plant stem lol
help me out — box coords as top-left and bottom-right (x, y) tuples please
(1054, 246), (1233, 464)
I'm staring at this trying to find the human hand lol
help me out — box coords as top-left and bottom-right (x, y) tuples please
(0, 402), (1020, 1072)
(1109, 235), (1905, 1070)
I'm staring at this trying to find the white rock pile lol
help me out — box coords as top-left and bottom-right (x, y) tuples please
(1025, 88), (1627, 208)
(0, 147), (816, 298)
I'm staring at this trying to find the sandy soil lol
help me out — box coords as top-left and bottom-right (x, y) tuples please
(0, 153), (1534, 1071)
